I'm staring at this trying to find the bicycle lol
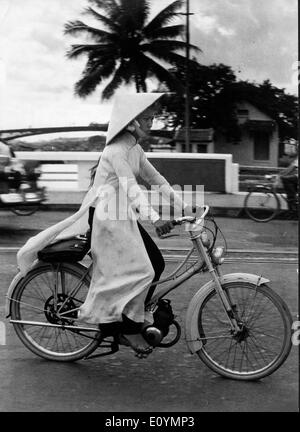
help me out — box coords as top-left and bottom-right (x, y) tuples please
(244, 174), (298, 222)
(6, 206), (293, 381)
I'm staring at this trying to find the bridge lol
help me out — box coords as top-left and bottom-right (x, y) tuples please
(0, 125), (108, 141)
(0, 126), (244, 210)
(0, 125), (173, 142)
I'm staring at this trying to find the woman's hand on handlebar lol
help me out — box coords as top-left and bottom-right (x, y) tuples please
(153, 219), (174, 237)
(183, 205), (195, 217)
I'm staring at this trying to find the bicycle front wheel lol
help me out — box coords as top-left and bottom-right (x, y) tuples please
(244, 188), (280, 222)
(10, 262), (101, 361)
(196, 282), (292, 380)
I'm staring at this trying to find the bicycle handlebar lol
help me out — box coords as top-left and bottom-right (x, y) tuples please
(172, 205), (210, 226)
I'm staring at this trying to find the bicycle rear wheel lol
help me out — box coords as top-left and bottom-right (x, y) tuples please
(10, 262), (101, 361)
(196, 282), (292, 380)
(244, 188), (280, 222)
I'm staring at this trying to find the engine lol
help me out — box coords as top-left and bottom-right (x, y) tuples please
(142, 299), (175, 347)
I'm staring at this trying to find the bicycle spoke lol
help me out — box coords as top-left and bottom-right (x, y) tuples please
(249, 332), (279, 358)
(246, 297), (276, 327)
(249, 326), (284, 342)
(243, 340), (261, 370)
(202, 304), (231, 327)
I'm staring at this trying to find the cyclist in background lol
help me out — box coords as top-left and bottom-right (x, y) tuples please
(280, 149), (298, 217)
(0, 140), (24, 191)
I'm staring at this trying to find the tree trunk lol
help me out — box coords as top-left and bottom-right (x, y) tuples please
(135, 76), (140, 93)
(134, 75), (147, 93)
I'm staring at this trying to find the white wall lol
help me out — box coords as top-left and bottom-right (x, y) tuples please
(16, 151), (239, 194)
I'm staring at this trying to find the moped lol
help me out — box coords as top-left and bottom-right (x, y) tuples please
(0, 155), (46, 216)
(5, 206), (293, 380)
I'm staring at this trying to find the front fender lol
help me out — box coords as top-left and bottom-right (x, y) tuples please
(185, 273), (270, 354)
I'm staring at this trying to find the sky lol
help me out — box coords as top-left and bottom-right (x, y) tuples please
(0, 0), (298, 130)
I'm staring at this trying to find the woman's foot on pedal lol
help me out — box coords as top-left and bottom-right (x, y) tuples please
(119, 333), (153, 358)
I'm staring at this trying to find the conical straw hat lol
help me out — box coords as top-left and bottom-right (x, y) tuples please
(106, 92), (165, 145)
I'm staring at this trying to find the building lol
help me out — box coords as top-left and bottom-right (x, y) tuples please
(174, 128), (214, 153)
(214, 101), (279, 167)
(174, 101), (279, 167)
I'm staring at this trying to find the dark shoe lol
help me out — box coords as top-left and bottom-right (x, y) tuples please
(99, 322), (122, 337)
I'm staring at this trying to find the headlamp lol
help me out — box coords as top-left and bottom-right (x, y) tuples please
(211, 246), (225, 265)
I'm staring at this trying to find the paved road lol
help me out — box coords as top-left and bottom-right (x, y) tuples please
(0, 208), (298, 251)
(0, 210), (298, 412)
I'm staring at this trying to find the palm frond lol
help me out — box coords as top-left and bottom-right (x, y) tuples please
(88, 0), (122, 24)
(74, 55), (117, 97)
(64, 20), (113, 41)
(83, 6), (120, 32)
(74, 68), (105, 98)
(138, 53), (184, 93)
(144, 24), (184, 40)
(66, 43), (117, 60)
(89, 57), (117, 80)
(144, 0), (184, 37)
(102, 61), (130, 99)
(142, 40), (201, 54)
(144, 47), (199, 69)
(88, 0), (120, 14)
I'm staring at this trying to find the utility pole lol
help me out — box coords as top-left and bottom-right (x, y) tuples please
(185, 0), (191, 153)
(176, 0), (193, 152)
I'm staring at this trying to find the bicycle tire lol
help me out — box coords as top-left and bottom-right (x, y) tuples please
(11, 204), (40, 216)
(196, 282), (292, 381)
(10, 262), (101, 361)
(244, 188), (280, 222)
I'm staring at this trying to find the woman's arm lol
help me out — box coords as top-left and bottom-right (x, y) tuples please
(280, 158), (298, 178)
(140, 155), (191, 214)
(108, 147), (160, 223)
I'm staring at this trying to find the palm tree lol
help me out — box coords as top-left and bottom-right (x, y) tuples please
(64, 0), (200, 99)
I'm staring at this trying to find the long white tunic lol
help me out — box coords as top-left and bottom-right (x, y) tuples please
(17, 132), (186, 324)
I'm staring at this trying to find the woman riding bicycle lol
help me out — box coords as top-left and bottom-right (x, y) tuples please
(17, 93), (193, 357)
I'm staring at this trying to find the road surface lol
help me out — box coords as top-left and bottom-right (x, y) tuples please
(0, 210), (298, 412)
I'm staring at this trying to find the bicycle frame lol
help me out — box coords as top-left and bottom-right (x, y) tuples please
(146, 228), (241, 332)
(54, 207), (241, 333)
(7, 206), (241, 334)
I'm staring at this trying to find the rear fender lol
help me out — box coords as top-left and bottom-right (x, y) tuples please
(5, 272), (24, 318)
(185, 273), (270, 354)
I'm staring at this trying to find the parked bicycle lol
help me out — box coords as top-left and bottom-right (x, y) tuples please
(6, 206), (293, 381)
(244, 174), (298, 222)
